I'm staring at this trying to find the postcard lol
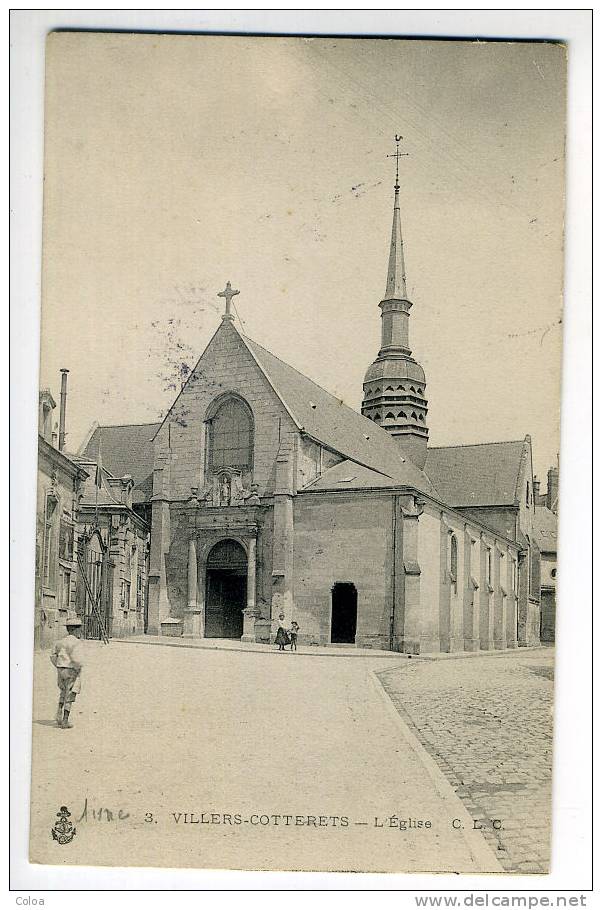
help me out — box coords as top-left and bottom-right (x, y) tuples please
(30, 32), (564, 874)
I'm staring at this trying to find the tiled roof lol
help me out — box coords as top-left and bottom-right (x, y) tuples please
(424, 440), (526, 507)
(242, 333), (439, 496)
(533, 505), (558, 552)
(302, 460), (401, 492)
(81, 422), (160, 496)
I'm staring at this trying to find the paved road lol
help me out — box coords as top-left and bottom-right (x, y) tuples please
(378, 649), (554, 874)
(30, 641), (495, 873)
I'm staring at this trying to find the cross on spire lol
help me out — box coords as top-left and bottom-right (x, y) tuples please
(217, 281), (240, 320)
(386, 134), (409, 190)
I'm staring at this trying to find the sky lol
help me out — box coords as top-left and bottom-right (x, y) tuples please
(39, 34), (566, 483)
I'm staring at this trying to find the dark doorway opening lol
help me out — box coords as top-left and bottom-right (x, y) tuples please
(331, 582), (358, 644)
(540, 590), (556, 643)
(205, 539), (246, 639)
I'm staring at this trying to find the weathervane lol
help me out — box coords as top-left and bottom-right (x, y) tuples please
(217, 281), (240, 320)
(387, 134), (409, 190)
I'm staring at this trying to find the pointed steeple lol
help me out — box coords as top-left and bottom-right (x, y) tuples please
(384, 135), (408, 300)
(385, 184), (407, 300)
(361, 137), (429, 469)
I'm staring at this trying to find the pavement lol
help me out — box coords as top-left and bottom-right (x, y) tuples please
(118, 633), (404, 660)
(29, 639), (501, 874)
(377, 649), (555, 874)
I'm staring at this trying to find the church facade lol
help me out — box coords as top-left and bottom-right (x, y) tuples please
(78, 174), (543, 653)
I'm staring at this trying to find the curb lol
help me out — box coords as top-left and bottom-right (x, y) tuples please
(368, 669), (505, 875)
(417, 646), (552, 661)
(113, 637), (406, 661)
(97, 637), (552, 664)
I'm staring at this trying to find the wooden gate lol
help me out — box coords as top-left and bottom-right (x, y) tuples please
(77, 528), (112, 641)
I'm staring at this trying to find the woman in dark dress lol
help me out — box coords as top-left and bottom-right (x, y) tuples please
(274, 613), (290, 651)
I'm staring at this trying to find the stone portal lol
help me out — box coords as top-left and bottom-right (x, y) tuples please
(204, 539), (247, 639)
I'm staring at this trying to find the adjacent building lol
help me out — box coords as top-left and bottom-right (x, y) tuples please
(533, 465), (559, 643)
(35, 380), (151, 647)
(35, 383), (88, 647)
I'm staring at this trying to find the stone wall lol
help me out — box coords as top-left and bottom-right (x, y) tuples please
(293, 491), (393, 648)
(154, 320), (299, 502)
(416, 507), (442, 651)
(148, 320), (301, 630)
(400, 499), (519, 655)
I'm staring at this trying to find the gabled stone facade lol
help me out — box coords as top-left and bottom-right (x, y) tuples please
(72, 170), (547, 653)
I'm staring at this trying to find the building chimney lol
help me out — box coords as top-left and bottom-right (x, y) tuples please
(547, 465), (559, 514)
(58, 368), (69, 451)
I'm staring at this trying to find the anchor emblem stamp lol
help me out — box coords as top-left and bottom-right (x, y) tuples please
(51, 806), (76, 845)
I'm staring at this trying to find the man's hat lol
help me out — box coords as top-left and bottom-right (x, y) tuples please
(65, 613), (82, 628)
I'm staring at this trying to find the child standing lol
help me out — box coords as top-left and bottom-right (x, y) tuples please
(289, 620), (299, 651)
(50, 615), (84, 728)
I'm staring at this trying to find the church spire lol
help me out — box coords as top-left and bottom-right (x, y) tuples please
(361, 136), (429, 469)
(384, 135), (408, 300)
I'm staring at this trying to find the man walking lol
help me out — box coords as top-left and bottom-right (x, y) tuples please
(50, 614), (84, 729)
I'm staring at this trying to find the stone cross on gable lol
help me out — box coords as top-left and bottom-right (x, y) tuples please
(217, 281), (240, 319)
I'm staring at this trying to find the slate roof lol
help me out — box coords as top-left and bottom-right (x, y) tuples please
(242, 333), (439, 496)
(302, 460), (401, 492)
(424, 440), (527, 508)
(533, 505), (558, 553)
(79, 326), (535, 507)
(80, 422), (161, 500)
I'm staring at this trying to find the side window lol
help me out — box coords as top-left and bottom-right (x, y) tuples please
(450, 534), (458, 594)
(43, 493), (59, 589)
(59, 520), (74, 561)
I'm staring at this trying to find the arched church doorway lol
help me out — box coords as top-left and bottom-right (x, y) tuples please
(205, 539), (247, 639)
(331, 582), (358, 644)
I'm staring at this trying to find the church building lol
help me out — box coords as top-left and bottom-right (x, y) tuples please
(79, 163), (543, 653)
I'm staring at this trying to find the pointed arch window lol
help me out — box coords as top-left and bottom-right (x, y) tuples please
(450, 534), (458, 594)
(373, 413), (382, 422)
(397, 411), (407, 419)
(208, 396), (254, 471)
(385, 412), (395, 419)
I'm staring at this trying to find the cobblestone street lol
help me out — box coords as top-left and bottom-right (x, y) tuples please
(377, 649), (554, 874)
(30, 641), (497, 873)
